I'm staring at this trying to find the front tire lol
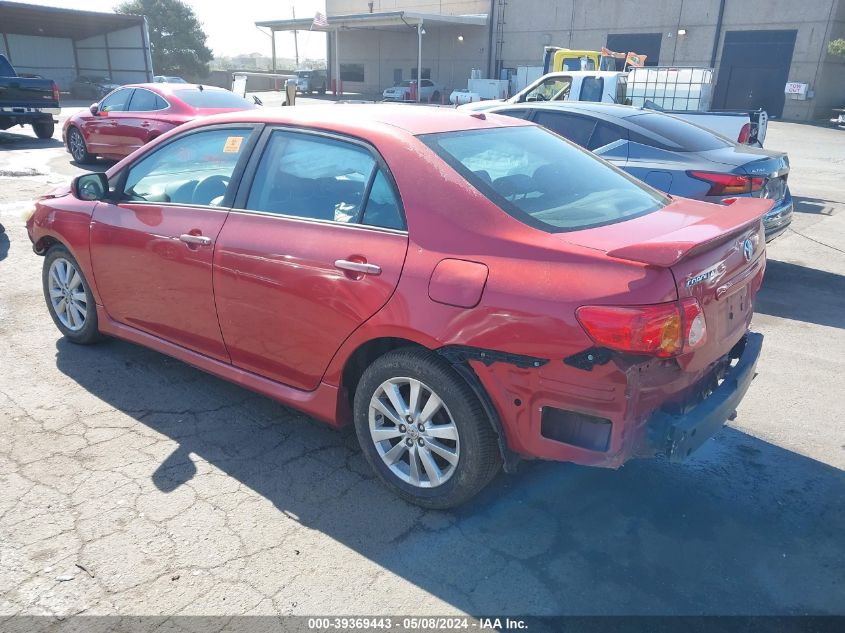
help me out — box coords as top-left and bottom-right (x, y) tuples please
(67, 127), (92, 163)
(42, 245), (104, 345)
(33, 121), (55, 139)
(353, 348), (502, 509)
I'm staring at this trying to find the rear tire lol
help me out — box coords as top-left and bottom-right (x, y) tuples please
(431, 90), (440, 103)
(33, 121), (55, 139)
(42, 245), (104, 345)
(353, 348), (502, 509)
(67, 126), (93, 164)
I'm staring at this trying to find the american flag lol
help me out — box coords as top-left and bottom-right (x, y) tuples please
(312, 11), (329, 28)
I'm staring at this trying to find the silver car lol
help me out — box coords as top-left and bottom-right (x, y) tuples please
(382, 79), (443, 103)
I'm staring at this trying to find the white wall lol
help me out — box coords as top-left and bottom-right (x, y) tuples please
(333, 24), (487, 94)
(1, 34), (76, 87)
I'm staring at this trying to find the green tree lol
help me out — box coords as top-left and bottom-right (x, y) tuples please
(115, 0), (213, 77)
(829, 38), (845, 58)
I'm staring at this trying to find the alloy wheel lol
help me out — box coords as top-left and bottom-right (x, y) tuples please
(69, 129), (85, 161)
(48, 257), (88, 331)
(368, 377), (460, 488)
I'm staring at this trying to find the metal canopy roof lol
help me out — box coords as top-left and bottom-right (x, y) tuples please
(0, 1), (146, 39)
(256, 10), (488, 32)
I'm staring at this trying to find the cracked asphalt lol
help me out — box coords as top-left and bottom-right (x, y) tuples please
(0, 110), (844, 618)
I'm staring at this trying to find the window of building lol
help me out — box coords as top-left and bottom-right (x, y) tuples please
(411, 68), (431, 80)
(340, 64), (365, 82)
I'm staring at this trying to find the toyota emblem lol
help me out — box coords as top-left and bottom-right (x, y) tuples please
(743, 238), (754, 262)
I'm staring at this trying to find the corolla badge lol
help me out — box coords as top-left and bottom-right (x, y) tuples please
(743, 238), (754, 262)
(686, 261), (727, 288)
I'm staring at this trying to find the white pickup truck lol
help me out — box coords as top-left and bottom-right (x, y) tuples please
(460, 68), (768, 146)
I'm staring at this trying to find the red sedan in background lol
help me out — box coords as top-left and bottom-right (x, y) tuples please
(30, 106), (770, 507)
(62, 83), (255, 163)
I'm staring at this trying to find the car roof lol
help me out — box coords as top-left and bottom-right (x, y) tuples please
(119, 83), (231, 96)
(493, 101), (649, 120)
(190, 104), (529, 136)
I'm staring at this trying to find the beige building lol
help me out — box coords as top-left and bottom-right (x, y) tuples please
(258, 0), (845, 120)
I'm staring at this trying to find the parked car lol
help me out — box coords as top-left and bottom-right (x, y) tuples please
(0, 54), (59, 139)
(153, 75), (188, 84)
(70, 75), (122, 100)
(27, 106), (770, 508)
(489, 102), (792, 241)
(294, 69), (327, 94)
(382, 79), (443, 102)
(461, 70), (768, 146)
(63, 83), (256, 162)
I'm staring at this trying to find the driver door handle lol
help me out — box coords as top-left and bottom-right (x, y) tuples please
(179, 234), (212, 246)
(334, 259), (381, 275)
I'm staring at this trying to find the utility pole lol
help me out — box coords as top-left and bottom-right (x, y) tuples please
(292, 7), (300, 68)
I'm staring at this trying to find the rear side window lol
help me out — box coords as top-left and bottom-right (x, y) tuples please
(127, 88), (167, 112)
(421, 126), (666, 233)
(579, 77), (604, 102)
(362, 169), (403, 230)
(628, 112), (732, 151)
(174, 88), (254, 109)
(494, 108), (532, 120)
(244, 131), (404, 230)
(588, 121), (628, 150)
(534, 111), (596, 147)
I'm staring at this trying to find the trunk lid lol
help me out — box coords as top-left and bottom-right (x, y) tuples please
(564, 196), (771, 366)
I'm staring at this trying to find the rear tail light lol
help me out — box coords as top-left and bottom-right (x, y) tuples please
(575, 298), (706, 358)
(688, 171), (765, 196)
(51, 81), (60, 103)
(737, 122), (751, 144)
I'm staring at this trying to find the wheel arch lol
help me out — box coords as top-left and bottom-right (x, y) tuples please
(337, 335), (515, 471)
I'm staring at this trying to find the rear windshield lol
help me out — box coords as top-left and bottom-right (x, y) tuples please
(174, 88), (253, 109)
(629, 112), (732, 151)
(421, 125), (667, 233)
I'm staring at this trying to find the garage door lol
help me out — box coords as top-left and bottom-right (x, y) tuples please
(714, 30), (797, 118)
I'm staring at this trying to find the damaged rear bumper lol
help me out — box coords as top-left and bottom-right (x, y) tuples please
(646, 331), (763, 461)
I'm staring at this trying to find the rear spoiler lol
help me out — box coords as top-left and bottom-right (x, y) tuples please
(606, 198), (773, 267)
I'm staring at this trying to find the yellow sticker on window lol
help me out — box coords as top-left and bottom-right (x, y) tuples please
(223, 136), (243, 153)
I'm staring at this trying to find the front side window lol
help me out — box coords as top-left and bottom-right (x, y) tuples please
(244, 130), (404, 229)
(522, 76), (572, 103)
(121, 128), (252, 206)
(421, 125), (667, 233)
(99, 88), (133, 112)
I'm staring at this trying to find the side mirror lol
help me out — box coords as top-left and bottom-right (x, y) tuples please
(89, 103), (99, 116)
(252, 95), (263, 106)
(72, 173), (108, 201)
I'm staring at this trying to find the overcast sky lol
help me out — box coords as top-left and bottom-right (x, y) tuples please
(22, 0), (328, 60)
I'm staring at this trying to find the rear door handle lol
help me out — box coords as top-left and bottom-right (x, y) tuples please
(334, 259), (381, 275)
(179, 233), (212, 246)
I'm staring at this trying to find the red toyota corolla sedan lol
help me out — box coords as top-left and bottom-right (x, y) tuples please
(28, 106), (770, 508)
(62, 83), (255, 163)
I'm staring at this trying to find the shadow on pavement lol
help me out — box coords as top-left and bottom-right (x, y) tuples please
(757, 259), (845, 329)
(0, 131), (63, 150)
(792, 195), (840, 216)
(54, 335), (845, 615)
